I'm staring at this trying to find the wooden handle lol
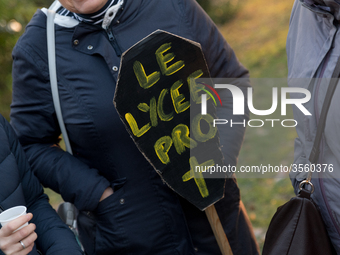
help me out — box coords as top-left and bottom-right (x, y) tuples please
(205, 205), (233, 255)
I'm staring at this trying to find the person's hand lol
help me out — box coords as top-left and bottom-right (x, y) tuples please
(0, 213), (37, 255)
(99, 187), (114, 202)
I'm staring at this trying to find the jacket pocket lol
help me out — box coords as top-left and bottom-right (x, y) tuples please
(94, 179), (128, 255)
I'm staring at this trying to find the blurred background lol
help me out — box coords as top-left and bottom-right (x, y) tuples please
(0, 0), (296, 251)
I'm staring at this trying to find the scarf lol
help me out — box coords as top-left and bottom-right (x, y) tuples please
(56, 0), (123, 26)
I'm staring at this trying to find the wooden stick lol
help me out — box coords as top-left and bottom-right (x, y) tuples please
(205, 205), (233, 255)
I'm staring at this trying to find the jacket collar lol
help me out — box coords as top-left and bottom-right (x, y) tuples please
(116, 0), (142, 25)
(300, 0), (340, 20)
(41, 0), (143, 29)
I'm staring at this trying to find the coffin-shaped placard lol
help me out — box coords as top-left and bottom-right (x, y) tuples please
(114, 30), (226, 211)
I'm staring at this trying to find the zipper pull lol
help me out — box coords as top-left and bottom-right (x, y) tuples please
(102, 0), (124, 57)
(105, 27), (122, 57)
(106, 27), (115, 41)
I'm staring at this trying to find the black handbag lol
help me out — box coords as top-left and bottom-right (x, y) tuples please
(262, 58), (340, 255)
(262, 188), (336, 255)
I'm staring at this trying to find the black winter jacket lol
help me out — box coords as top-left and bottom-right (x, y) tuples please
(11, 0), (259, 254)
(0, 114), (83, 255)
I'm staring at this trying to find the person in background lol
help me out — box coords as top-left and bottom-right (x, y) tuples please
(287, 0), (340, 253)
(0, 114), (83, 255)
(10, 0), (260, 254)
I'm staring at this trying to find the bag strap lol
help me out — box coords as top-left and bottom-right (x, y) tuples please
(304, 57), (340, 184)
(309, 58), (340, 163)
(46, 9), (73, 154)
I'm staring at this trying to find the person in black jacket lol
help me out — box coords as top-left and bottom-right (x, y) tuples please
(0, 114), (83, 255)
(10, 0), (260, 254)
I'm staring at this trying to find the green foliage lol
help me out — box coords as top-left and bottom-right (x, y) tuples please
(196, 0), (240, 24)
(0, 0), (52, 120)
(196, 0), (211, 11)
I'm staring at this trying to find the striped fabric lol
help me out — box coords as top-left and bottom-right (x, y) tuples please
(56, 0), (118, 25)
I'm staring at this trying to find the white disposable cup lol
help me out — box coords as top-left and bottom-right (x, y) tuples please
(0, 206), (28, 231)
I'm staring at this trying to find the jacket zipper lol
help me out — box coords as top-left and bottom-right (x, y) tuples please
(105, 27), (122, 57)
(0, 204), (3, 213)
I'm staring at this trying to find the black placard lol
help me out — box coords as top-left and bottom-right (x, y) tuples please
(114, 30), (225, 210)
